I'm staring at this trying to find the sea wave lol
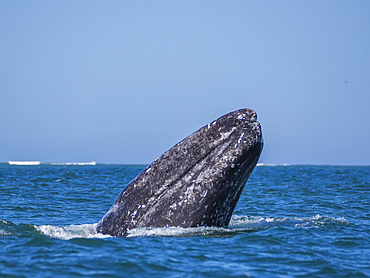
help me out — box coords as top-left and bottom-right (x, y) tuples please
(31, 214), (351, 240)
(229, 214), (350, 229)
(127, 214), (350, 237)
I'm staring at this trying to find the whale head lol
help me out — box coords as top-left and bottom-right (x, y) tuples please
(97, 108), (263, 236)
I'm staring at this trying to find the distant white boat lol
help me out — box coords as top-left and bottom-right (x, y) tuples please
(9, 161), (41, 166)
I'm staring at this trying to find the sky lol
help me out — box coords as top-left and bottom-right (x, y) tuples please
(1, 1), (369, 165)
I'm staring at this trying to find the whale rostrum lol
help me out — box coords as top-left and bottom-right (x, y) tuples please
(96, 108), (263, 236)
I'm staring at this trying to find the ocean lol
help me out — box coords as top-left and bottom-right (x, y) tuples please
(0, 163), (369, 277)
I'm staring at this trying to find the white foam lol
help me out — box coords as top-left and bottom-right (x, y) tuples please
(0, 229), (12, 236)
(127, 214), (350, 237)
(35, 215), (350, 239)
(126, 225), (227, 238)
(36, 223), (111, 240)
(230, 214), (350, 229)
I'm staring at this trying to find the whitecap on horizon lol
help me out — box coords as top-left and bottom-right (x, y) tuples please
(8, 161), (41, 165)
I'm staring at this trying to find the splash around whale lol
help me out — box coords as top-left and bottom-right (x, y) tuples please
(97, 109), (263, 237)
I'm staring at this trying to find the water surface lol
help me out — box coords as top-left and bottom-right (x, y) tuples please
(1, 164), (369, 277)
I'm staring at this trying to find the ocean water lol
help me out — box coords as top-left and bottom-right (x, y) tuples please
(0, 163), (369, 277)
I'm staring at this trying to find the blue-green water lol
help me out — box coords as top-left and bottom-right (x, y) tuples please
(1, 164), (369, 277)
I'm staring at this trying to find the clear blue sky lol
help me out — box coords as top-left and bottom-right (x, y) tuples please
(1, 1), (369, 165)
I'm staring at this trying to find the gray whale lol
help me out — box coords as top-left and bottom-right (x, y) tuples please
(97, 108), (263, 236)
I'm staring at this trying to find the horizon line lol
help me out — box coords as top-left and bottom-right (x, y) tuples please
(1, 161), (369, 167)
